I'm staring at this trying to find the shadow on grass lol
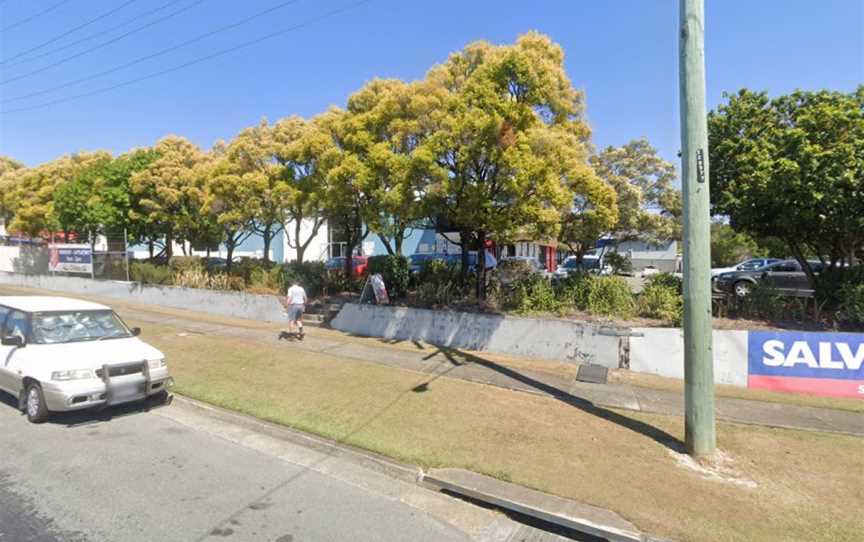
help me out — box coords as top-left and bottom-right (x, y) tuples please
(412, 344), (685, 453)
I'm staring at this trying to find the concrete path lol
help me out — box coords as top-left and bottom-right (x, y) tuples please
(0, 392), (576, 542)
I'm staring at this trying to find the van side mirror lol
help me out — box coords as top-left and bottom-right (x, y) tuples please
(131, 327), (141, 337)
(1, 336), (24, 347)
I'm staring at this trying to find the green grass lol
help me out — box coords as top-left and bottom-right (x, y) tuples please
(134, 319), (864, 542)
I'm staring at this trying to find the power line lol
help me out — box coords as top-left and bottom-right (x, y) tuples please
(2, 0), (138, 65)
(1, 0), (373, 115)
(2, 0), (214, 86)
(1, 0), (72, 33)
(2, 0), (187, 68)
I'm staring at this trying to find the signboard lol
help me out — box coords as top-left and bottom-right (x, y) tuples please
(370, 273), (389, 304)
(748, 331), (864, 399)
(49, 244), (92, 274)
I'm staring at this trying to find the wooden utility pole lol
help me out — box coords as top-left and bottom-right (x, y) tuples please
(679, 0), (716, 457)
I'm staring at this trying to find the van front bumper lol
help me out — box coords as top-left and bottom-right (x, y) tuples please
(42, 367), (173, 412)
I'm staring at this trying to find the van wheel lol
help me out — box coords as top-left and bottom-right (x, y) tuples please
(25, 383), (49, 424)
(734, 281), (752, 298)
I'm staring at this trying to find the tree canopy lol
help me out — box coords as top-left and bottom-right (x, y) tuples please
(709, 86), (864, 281)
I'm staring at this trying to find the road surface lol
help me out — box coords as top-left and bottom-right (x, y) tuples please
(0, 392), (573, 542)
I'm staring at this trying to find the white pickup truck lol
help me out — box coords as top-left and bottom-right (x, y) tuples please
(0, 296), (172, 423)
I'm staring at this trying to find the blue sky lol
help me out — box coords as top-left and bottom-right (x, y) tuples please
(0, 0), (861, 169)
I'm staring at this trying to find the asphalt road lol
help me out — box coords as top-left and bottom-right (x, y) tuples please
(0, 394), (482, 542)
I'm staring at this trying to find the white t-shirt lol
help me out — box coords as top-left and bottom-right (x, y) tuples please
(287, 285), (307, 305)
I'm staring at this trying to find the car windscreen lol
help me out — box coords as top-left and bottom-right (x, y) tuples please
(30, 310), (132, 344)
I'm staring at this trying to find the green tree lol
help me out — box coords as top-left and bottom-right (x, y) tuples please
(418, 32), (614, 296)
(53, 149), (160, 249)
(200, 145), (257, 271)
(341, 79), (440, 255)
(589, 139), (681, 249)
(226, 120), (291, 264)
(0, 157), (25, 227)
(272, 116), (331, 263)
(709, 87), (864, 284)
(3, 153), (104, 238)
(130, 136), (209, 258)
(709, 222), (765, 267)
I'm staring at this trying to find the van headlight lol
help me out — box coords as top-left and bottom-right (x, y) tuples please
(148, 359), (166, 369)
(51, 369), (96, 381)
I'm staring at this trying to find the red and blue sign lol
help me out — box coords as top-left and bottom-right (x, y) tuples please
(748, 331), (864, 399)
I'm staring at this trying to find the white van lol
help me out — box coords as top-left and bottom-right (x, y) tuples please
(0, 296), (172, 423)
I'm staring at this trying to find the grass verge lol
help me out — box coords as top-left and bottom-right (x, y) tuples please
(133, 318), (863, 542)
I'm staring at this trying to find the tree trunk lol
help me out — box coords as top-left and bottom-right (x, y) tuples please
(378, 233), (394, 256)
(475, 231), (486, 299)
(165, 232), (173, 260)
(788, 239), (817, 288)
(148, 240), (154, 260)
(460, 229), (471, 286)
(294, 219), (303, 263)
(262, 224), (272, 264)
(394, 225), (406, 255)
(226, 242), (235, 273)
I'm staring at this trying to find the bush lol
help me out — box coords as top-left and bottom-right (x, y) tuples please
(507, 275), (560, 314)
(248, 266), (282, 295)
(280, 261), (327, 297)
(130, 261), (173, 285)
(604, 252), (633, 275)
(418, 259), (461, 286)
(555, 272), (593, 308)
(838, 282), (864, 326)
(367, 255), (410, 298)
(173, 268), (244, 291)
(638, 284), (683, 324)
(168, 256), (204, 275)
(583, 276), (636, 318)
(815, 265), (864, 309)
(646, 272), (682, 294)
(495, 259), (536, 285)
(417, 280), (460, 307)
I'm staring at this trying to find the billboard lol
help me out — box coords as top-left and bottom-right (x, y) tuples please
(748, 330), (864, 399)
(49, 244), (92, 275)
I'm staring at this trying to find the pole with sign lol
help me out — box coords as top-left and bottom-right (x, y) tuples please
(679, 0), (716, 457)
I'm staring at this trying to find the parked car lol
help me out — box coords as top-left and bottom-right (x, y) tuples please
(640, 265), (660, 278)
(711, 258), (781, 277)
(0, 296), (172, 423)
(325, 256), (368, 277)
(713, 259), (820, 297)
(554, 256), (602, 278)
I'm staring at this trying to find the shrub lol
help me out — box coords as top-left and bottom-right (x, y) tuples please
(584, 276), (636, 318)
(280, 261), (327, 297)
(555, 272), (593, 308)
(638, 284), (683, 324)
(604, 252), (633, 275)
(838, 282), (864, 326)
(173, 269), (243, 291)
(507, 275), (560, 314)
(495, 259), (536, 285)
(418, 258), (461, 286)
(367, 255), (410, 298)
(168, 256), (204, 275)
(816, 265), (864, 309)
(130, 261), (173, 285)
(417, 281), (460, 307)
(734, 282), (787, 320)
(646, 272), (682, 294)
(248, 266), (282, 295)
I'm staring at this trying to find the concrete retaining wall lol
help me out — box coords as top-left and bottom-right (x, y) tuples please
(629, 327), (748, 386)
(0, 272), (286, 324)
(331, 303), (624, 367)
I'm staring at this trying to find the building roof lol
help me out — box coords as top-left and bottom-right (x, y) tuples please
(0, 296), (110, 313)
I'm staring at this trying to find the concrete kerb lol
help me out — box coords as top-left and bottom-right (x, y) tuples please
(421, 468), (648, 542)
(169, 394), (656, 542)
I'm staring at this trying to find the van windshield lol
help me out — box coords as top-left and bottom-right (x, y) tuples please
(30, 310), (132, 344)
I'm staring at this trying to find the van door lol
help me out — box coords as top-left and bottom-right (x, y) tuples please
(0, 309), (27, 394)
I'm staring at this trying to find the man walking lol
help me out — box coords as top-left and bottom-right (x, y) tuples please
(282, 281), (307, 340)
